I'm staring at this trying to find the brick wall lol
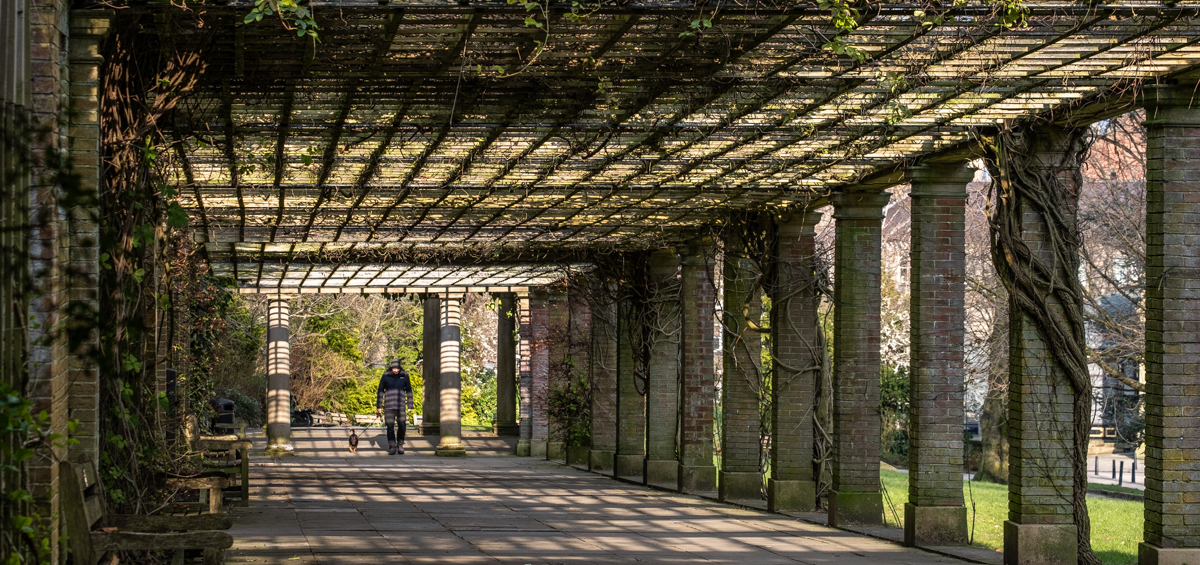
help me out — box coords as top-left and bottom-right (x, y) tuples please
(722, 232), (763, 475)
(1142, 86), (1200, 550)
(907, 166), (971, 509)
(518, 296), (532, 452)
(830, 192), (890, 495)
(529, 291), (550, 445)
(679, 242), (716, 469)
(546, 289), (568, 455)
(645, 249), (681, 464)
(495, 293), (517, 431)
(770, 211), (822, 484)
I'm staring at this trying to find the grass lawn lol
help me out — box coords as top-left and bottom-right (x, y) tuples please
(462, 423), (493, 432)
(880, 470), (1143, 564)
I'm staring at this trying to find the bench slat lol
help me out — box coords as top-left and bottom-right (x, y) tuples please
(105, 513), (233, 532)
(91, 531), (234, 552)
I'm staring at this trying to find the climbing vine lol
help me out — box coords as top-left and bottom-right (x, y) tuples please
(983, 122), (1100, 565)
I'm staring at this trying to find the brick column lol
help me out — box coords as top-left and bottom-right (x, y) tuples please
(1139, 84), (1200, 565)
(546, 289), (569, 461)
(567, 290), (592, 466)
(721, 231), (764, 501)
(1001, 126), (1082, 565)
(905, 164), (972, 546)
(265, 299), (294, 455)
(494, 293), (519, 436)
(615, 296), (646, 478)
(436, 294), (466, 457)
(528, 290), (551, 458)
(517, 295), (534, 456)
(678, 240), (717, 493)
(421, 294), (441, 436)
(998, 124), (1084, 565)
(589, 281), (618, 472)
(768, 210), (823, 512)
(644, 248), (681, 487)
(828, 191), (891, 526)
(65, 11), (112, 464)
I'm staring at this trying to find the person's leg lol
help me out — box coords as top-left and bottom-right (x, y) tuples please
(383, 410), (397, 453)
(395, 409), (406, 451)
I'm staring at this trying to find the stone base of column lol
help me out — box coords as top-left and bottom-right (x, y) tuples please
(567, 446), (589, 466)
(1139, 543), (1200, 565)
(827, 491), (883, 527)
(767, 479), (815, 512)
(1002, 521), (1076, 565)
(264, 444), (295, 457)
(588, 450), (614, 472)
(678, 464), (716, 493)
(435, 442), (467, 457)
(530, 440), (548, 458)
(615, 454), (642, 477)
(516, 439), (531, 456)
(420, 423), (441, 436)
(718, 471), (761, 501)
(643, 459), (678, 487)
(493, 422), (520, 436)
(904, 504), (967, 546)
(547, 441), (565, 461)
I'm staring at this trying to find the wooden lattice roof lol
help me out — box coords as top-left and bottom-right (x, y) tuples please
(147, 0), (1200, 290)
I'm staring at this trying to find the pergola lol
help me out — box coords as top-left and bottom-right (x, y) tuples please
(67, 1), (1200, 563)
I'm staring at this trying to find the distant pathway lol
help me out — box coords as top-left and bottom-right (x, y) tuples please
(228, 431), (973, 565)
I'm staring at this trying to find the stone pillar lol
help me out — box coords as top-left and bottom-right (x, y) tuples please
(615, 295), (646, 478)
(905, 165), (972, 546)
(266, 299), (294, 455)
(528, 290), (551, 458)
(546, 289), (569, 461)
(421, 294), (441, 436)
(589, 282), (618, 472)
(678, 240), (718, 493)
(436, 294), (466, 457)
(1139, 85), (1200, 565)
(494, 293), (519, 436)
(768, 210), (823, 512)
(643, 248), (681, 487)
(828, 191), (891, 526)
(517, 295), (533, 456)
(1001, 126), (1082, 565)
(721, 231), (764, 501)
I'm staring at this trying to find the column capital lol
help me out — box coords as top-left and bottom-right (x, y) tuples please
(776, 209), (824, 237)
(830, 191), (891, 221)
(680, 238), (714, 266)
(1142, 81), (1200, 126)
(69, 10), (114, 63)
(907, 164), (975, 198)
(649, 247), (680, 278)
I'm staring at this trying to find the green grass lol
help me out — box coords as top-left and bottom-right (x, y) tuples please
(462, 423), (493, 432)
(1088, 483), (1144, 497)
(880, 470), (1143, 564)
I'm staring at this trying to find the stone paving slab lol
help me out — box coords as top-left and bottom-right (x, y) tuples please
(227, 434), (979, 565)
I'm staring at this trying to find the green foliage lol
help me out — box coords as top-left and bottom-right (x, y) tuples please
(462, 367), (497, 427)
(880, 364), (910, 465)
(245, 0), (320, 40)
(328, 377), (379, 417)
(991, 0), (1030, 29)
(819, 0), (868, 63)
(0, 384), (74, 564)
(547, 379), (590, 447)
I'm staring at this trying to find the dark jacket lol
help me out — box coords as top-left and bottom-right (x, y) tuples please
(377, 369), (414, 411)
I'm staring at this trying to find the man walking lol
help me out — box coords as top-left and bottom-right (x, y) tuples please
(376, 359), (414, 455)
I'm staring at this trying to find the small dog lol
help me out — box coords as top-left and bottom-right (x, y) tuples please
(348, 429), (359, 454)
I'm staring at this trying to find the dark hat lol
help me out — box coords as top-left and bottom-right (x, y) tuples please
(389, 359), (402, 369)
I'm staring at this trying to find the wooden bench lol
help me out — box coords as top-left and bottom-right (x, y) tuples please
(199, 436), (253, 507)
(165, 475), (228, 514)
(61, 461), (233, 565)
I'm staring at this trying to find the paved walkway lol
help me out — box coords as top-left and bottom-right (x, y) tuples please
(229, 429), (975, 564)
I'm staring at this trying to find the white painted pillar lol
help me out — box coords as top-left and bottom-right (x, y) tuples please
(266, 299), (293, 454)
(437, 294), (466, 456)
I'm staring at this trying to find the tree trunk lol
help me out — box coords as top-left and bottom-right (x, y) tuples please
(975, 306), (1009, 484)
